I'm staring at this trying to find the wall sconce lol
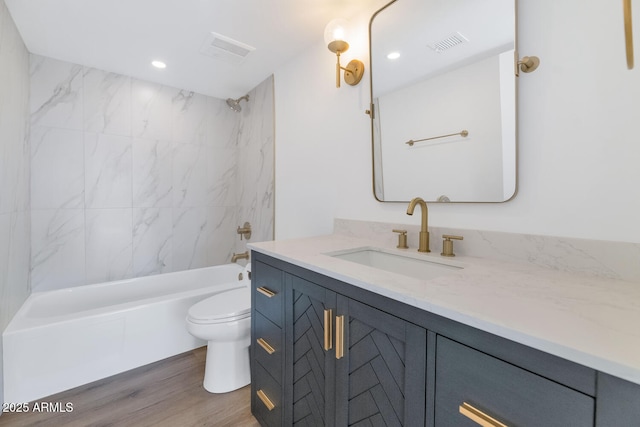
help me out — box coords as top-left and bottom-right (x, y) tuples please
(324, 19), (365, 88)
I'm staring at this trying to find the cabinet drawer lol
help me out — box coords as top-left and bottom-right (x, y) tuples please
(254, 311), (282, 383)
(254, 261), (283, 327)
(253, 361), (282, 427)
(435, 336), (594, 427)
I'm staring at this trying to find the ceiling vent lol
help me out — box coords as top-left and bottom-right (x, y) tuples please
(200, 32), (255, 65)
(427, 32), (469, 53)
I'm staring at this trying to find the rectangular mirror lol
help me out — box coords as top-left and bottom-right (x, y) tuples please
(369, 0), (517, 202)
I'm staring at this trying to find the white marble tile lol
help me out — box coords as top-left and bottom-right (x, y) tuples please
(207, 97), (238, 149)
(30, 55), (83, 130)
(172, 207), (214, 271)
(131, 79), (173, 141)
(172, 90), (208, 145)
(84, 132), (132, 208)
(0, 0), (30, 336)
(132, 138), (173, 208)
(172, 143), (212, 208)
(237, 75), (273, 149)
(0, 213), (11, 327)
(31, 209), (85, 291)
(210, 148), (237, 207)
(0, 9), (29, 215)
(31, 126), (84, 209)
(235, 76), (275, 244)
(6, 211), (31, 296)
(85, 208), (133, 284)
(208, 206), (238, 265)
(83, 67), (132, 136)
(132, 207), (172, 276)
(0, 111), (29, 215)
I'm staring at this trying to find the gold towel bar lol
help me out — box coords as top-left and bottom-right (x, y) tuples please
(406, 130), (469, 146)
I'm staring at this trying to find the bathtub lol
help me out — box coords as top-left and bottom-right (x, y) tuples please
(3, 264), (248, 403)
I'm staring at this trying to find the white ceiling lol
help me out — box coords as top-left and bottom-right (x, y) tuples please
(5, 0), (388, 99)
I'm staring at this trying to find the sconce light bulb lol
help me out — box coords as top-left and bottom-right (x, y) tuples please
(324, 18), (350, 45)
(387, 52), (401, 60)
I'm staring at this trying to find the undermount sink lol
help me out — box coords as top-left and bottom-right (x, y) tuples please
(327, 247), (462, 280)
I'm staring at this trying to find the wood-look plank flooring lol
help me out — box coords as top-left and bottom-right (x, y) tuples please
(0, 347), (260, 427)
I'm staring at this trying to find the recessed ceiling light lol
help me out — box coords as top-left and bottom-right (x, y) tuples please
(387, 52), (400, 60)
(151, 60), (166, 69)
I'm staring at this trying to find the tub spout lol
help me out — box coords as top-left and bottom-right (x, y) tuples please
(231, 251), (249, 263)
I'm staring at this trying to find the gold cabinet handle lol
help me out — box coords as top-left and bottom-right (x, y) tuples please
(335, 315), (345, 359)
(324, 309), (333, 351)
(256, 338), (275, 355)
(256, 389), (275, 411)
(256, 286), (276, 298)
(459, 402), (508, 427)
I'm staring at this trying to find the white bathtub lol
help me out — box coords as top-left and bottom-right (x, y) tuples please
(3, 264), (248, 403)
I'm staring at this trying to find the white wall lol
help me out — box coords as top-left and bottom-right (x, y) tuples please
(275, 0), (640, 243)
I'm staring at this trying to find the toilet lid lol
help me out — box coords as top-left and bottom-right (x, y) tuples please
(188, 287), (250, 323)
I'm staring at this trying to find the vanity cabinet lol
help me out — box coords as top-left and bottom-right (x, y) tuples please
(251, 251), (639, 427)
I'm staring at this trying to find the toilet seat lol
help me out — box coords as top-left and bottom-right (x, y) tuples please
(187, 287), (250, 325)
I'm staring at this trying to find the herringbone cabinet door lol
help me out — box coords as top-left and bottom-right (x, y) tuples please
(289, 276), (337, 426)
(336, 298), (427, 427)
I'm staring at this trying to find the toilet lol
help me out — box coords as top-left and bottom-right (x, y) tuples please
(186, 284), (251, 393)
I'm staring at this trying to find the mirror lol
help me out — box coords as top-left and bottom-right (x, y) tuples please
(369, 0), (517, 202)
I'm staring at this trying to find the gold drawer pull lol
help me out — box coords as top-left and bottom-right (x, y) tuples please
(335, 315), (345, 359)
(256, 389), (275, 411)
(256, 286), (276, 298)
(324, 309), (333, 351)
(256, 338), (275, 355)
(459, 402), (508, 427)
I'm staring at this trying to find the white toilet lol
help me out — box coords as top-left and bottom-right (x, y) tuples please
(186, 284), (251, 393)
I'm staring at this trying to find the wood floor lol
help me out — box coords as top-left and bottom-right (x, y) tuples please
(0, 347), (260, 427)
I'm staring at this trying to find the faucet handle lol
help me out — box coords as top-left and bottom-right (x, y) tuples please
(441, 235), (463, 257)
(392, 229), (409, 249)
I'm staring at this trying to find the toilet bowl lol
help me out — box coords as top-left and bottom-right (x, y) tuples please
(186, 286), (251, 393)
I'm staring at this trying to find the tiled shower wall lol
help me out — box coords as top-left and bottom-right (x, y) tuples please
(30, 54), (274, 291)
(0, 0), (31, 405)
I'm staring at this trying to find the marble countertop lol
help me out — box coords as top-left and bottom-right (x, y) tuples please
(249, 233), (640, 386)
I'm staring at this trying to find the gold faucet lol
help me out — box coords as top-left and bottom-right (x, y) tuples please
(406, 197), (430, 252)
(231, 251), (249, 263)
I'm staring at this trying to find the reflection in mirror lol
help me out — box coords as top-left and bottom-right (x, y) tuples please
(370, 0), (517, 202)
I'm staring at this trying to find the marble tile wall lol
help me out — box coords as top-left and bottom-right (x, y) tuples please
(334, 218), (640, 283)
(235, 76), (275, 257)
(30, 55), (274, 291)
(0, 0), (31, 405)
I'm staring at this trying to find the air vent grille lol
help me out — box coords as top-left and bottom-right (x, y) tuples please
(428, 32), (469, 53)
(200, 32), (255, 65)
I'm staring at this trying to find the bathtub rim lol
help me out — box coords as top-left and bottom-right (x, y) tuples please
(4, 264), (248, 334)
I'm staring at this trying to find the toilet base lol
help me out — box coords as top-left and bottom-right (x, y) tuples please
(202, 340), (251, 393)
